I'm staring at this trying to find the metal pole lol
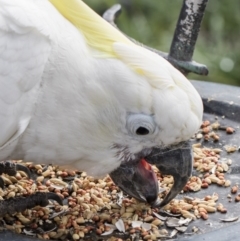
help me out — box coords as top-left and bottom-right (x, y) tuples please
(103, 1), (209, 76)
(169, 0), (209, 69)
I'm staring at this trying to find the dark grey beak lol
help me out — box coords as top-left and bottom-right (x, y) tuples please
(110, 158), (159, 205)
(109, 141), (192, 208)
(147, 141), (192, 208)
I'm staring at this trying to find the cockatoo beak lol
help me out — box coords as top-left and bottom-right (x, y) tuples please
(147, 141), (192, 208)
(109, 141), (192, 208)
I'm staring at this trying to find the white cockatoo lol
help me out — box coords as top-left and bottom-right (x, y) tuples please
(0, 0), (203, 207)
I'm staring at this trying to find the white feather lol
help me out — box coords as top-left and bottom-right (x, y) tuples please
(0, 0), (51, 151)
(113, 42), (203, 145)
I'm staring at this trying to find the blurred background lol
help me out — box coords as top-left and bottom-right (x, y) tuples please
(87, 0), (240, 86)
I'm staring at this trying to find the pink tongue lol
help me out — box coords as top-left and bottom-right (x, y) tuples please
(135, 159), (159, 203)
(140, 158), (152, 170)
(137, 158), (155, 176)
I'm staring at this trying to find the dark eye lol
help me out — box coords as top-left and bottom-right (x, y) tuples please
(136, 127), (150, 135)
(127, 114), (156, 136)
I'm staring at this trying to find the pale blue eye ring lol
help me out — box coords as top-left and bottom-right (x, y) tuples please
(127, 114), (155, 136)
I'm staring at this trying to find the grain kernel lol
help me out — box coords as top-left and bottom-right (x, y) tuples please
(231, 185), (238, 194)
(200, 212), (208, 220)
(226, 127), (235, 134)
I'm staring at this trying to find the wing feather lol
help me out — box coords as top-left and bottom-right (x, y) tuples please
(0, 1), (51, 149)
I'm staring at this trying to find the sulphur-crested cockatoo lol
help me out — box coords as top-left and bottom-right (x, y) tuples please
(0, 0), (203, 207)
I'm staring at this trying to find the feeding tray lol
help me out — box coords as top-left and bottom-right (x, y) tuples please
(177, 81), (240, 241)
(0, 80), (239, 241)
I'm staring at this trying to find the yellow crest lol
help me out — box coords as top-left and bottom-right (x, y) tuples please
(49, 0), (134, 57)
(49, 0), (178, 85)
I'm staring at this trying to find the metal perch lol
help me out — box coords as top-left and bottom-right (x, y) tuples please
(103, 0), (209, 76)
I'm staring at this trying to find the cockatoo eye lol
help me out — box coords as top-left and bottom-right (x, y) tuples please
(136, 127), (149, 135)
(127, 114), (156, 136)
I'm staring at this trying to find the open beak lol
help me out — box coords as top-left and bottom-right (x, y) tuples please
(109, 141), (192, 208)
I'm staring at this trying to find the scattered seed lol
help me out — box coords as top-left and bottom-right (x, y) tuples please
(231, 185), (238, 194)
(220, 217), (239, 222)
(224, 145), (237, 153)
(115, 219), (125, 233)
(226, 127), (235, 134)
(235, 194), (240, 202)
(152, 212), (167, 221)
(0, 121), (237, 241)
(176, 226), (188, 232)
(141, 222), (152, 231)
(224, 180), (231, 187)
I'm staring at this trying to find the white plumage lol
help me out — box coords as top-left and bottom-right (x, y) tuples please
(0, 0), (203, 177)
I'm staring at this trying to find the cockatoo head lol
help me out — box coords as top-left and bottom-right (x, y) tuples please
(84, 49), (201, 207)
(50, 0), (203, 207)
